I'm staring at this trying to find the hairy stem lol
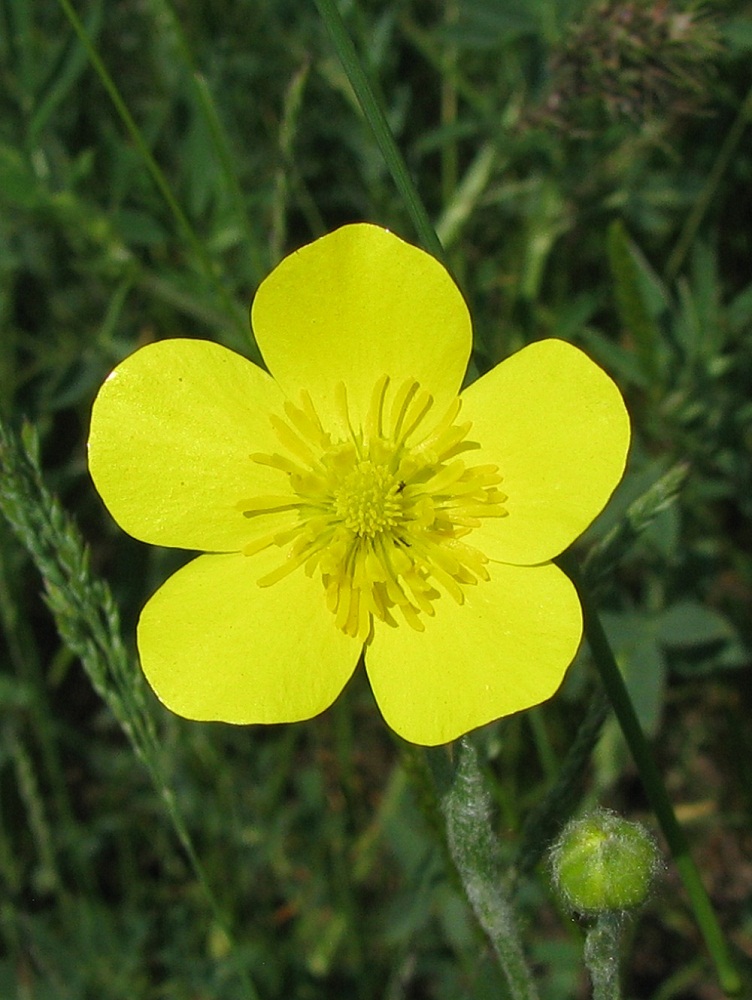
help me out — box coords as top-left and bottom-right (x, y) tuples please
(442, 738), (540, 1000)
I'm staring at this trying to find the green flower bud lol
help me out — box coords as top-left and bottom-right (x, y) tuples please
(551, 809), (661, 915)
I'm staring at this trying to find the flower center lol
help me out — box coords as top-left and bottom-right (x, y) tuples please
(334, 461), (402, 537)
(237, 376), (508, 642)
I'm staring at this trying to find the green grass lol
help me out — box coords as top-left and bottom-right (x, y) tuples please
(2, 0), (752, 997)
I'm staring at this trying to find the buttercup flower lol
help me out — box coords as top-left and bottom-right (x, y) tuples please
(88, 224), (629, 745)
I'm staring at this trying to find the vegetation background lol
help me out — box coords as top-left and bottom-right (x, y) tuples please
(1, 0), (751, 997)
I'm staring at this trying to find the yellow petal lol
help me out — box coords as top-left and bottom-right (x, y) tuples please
(88, 339), (291, 551)
(461, 339), (630, 565)
(137, 547), (360, 723)
(365, 561), (582, 746)
(251, 224), (471, 435)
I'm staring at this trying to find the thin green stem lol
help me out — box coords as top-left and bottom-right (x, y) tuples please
(561, 554), (742, 997)
(55, 0), (248, 338)
(312, 0), (446, 264)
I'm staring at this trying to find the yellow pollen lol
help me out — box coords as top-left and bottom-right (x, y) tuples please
(238, 378), (508, 642)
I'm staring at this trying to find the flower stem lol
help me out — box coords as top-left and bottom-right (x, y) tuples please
(561, 554), (742, 997)
(441, 738), (540, 1000)
(312, 0), (446, 265)
(584, 913), (624, 1000)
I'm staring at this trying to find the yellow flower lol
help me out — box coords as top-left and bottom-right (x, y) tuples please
(88, 224), (629, 746)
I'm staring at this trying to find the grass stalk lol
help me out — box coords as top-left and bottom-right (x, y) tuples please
(312, 0), (446, 264)
(0, 419), (262, 1000)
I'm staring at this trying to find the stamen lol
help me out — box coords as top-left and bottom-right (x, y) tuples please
(366, 374), (389, 441)
(335, 382), (358, 448)
(284, 399), (328, 449)
(390, 380), (419, 440)
(240, 375), (507, 639)
(251, 452), (307, 477)
(413, 397), (462, 453)
(269, 415), (319, 467)
(421, 458), (467, 494)
(299, 389), (326, 436)
(238, 495), (302, 516)
(399, 388), (434, 443)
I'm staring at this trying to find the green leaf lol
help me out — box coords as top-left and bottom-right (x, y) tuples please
(655, 601), (736, 649)
(601, 612), (667, 737)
